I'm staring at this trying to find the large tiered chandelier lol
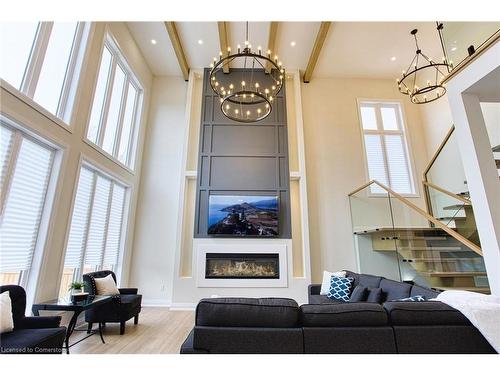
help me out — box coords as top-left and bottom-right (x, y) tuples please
(209, 22), (285, 122)
(397, 27), (451, 104)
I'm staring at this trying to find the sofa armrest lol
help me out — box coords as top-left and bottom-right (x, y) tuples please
(119, 288), (138, 295)
(17, 316), (62, 329)
(308, 284), (322, 297)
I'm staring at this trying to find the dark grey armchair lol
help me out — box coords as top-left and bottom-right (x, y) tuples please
(0, 285), (66, 354)
(82, 270), (142, 335)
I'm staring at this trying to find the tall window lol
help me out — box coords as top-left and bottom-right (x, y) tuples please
(60, 164), (128, 297)
(86, 34), (143, 168)
(0, 22), (88, 123)
(0, 121), (55, 286)
(358, 101), (416, 195)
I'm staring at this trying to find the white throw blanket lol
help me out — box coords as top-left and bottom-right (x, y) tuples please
(432, 290), (500, 353)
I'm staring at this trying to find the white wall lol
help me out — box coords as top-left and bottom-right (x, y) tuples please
(300, 77), (429, 282)
(0, 22), (152, 304)
(129, 76), (187, 305)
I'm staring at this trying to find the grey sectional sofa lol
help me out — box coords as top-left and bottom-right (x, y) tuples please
(180, 271), (496, 354)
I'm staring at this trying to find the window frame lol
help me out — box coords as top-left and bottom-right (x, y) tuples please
(58, 158), (130, 296)
(84, 30), (144, 171)
(0, 22), (91, 129)
(357, 99), (419, 198)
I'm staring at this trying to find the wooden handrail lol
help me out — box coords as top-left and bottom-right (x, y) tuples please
(348, 180), (483, 256)
(422, 181), (471, 205)
(423, 125), (455, 178)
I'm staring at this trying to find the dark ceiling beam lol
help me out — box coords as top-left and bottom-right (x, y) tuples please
(164, 22), (190, 81)
(265, 22), (279, 74)
(303, 22), (331, 83)
(217, 21), (230, 73)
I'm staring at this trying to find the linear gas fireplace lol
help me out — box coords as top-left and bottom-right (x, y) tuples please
(205, 253), (279, 279)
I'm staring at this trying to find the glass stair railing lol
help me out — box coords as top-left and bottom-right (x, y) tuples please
(349, 180), (489, 294)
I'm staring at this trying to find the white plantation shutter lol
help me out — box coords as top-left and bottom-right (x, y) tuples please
(359, 102), (415, 195)
(84, 175), (111, 266)
(0, 126), (14, 187)
(385, 135), (413, 194)
(63, 164), (128, 272)
(0, 136), (54, 272)
(64, 167), (94, 268)
(103, 183), (125, 266)
(364, 134), (388, 194)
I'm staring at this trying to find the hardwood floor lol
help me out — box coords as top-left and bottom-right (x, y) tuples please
(69, 307), (194, 354)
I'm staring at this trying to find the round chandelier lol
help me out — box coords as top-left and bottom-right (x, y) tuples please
(209, 22), (285, 123)
(397, 28), (451, 104)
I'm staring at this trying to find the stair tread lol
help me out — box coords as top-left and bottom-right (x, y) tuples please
(354, 227), (449, 235)
(436, 286), (490, 293)
(437, 216), (467, 221)
(399, 246), (464, 251)
(422, 271), (487, 277)
(493, 145), (500, 152)
(442, 204), (471, 210)
(407, 257), (482, 262)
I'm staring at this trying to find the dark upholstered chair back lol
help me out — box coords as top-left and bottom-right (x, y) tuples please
(83, 270), (117, 295)
(0, 285), (27, 328)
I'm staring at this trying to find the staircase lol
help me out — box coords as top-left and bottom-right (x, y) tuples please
(348, 128), (496, 294)
(353, 226), (488, 292)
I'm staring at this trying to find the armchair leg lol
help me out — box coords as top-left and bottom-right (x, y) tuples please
(87, 322), (93, 334)
(134, 314), (139, 325)
(120, 321), (126, 335)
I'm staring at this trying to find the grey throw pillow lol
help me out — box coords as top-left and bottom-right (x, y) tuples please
(349, 285), (368, 302)
(366, 287), (383, 303)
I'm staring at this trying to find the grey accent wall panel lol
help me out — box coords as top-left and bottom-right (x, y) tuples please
(194, 68), (291, 238)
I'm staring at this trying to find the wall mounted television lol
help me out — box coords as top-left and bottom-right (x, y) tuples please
(207, 194), (279, 236)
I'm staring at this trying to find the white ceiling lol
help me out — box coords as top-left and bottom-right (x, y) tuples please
(126, 21), (495, 80)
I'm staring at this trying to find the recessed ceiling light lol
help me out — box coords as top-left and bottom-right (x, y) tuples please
(451, 46), (457, 51)
(290, 41), (296, 47)
(391, 56), (397, 61)
(151, 39), (157, 45)
(198, 39), (204, 45)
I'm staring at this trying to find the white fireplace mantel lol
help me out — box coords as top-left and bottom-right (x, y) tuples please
(195, 242), (288, 288)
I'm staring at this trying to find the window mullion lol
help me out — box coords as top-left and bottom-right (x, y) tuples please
(0, 131), (23, 221)
(100, 182), (114, 267)
(97, 56), (117, 148)
(112, 76), (128, 158)
(79, 170), (97, 278)
(22, 22), (53, 98)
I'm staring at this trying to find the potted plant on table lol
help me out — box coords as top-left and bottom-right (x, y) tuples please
(69, 281), (89, 303)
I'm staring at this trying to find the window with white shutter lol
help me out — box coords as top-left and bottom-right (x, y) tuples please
(86, 33), (143, 169)
(0, 122), (55, 286)
(0, 22), (89, 124)
(60, 164), (128, 297)
(358, 101), (416, 195)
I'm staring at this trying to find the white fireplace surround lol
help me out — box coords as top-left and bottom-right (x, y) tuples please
(196, 243), (288, 288)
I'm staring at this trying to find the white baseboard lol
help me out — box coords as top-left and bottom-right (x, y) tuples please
(169, 302), (196, 311)
(141, 299), (171, 307)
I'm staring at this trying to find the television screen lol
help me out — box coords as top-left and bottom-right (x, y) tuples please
(208, 195), (279, 236)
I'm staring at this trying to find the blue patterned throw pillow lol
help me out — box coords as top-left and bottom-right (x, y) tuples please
(396, 295), (427, 302)
(327, 276), (354, 302)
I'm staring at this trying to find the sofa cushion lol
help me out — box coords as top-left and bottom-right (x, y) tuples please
(196, 298), (300, 328)
(380, 279), (411, 301)
(366, 288), (383, 303)
(0, 327), (66, 353)
(349, 285), (368, 302)
(309, 294), (344, 305)
(345, 270), (383, 289)
(300, 303), (388, 327)
(410, 284), (440, 299)
(327, 276), (354, 302)
(383, 301), (471, 326)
